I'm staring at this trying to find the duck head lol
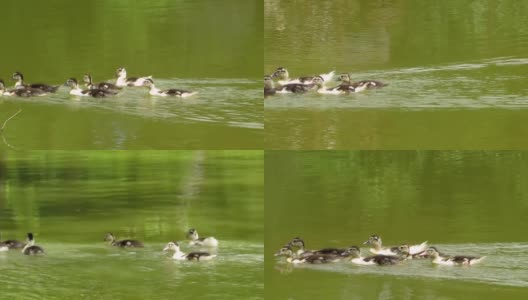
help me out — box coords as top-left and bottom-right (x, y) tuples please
(65, 78), (79, 88)
(424, 247), (440, 258)
(274, 245), (294, 257)
(104, 232), (115, 243)
(336, 73), (351, 83)
(288, 237), (305, 250)
(163, 241), (180, 252)
(271, 67), (289, 80)
(186, 228), (199, 240)
(83, 74), (93, 85)
(311, 76), (325, 88)
(363, 235), (382, 248)
(142, 78), (155, 88)
(116, 67), (127, 78)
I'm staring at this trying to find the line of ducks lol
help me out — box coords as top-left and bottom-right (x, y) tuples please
(275, 235), (485, 266)
(0, 68), (197, 98)
(1, 228), (218, 262)
(264, 67), (387, 97)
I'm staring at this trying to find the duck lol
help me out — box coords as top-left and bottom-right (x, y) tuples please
(142, 78), (197, 97)
(349, 245), (408, 265)
(12, 72), (59, 93)
(104, 232), (144, 248)
(274, 245), (345, 264)
(83, 74), (121, 91)
(264, 76), (276, 97)
(115, 67), (152, 87)
(288, 237), (352, 258)
(163, 241), (216, 261)
(65, 78), (117, 98)
(0, 232), (25, 251)
(22, 233), (44, 255)
(363, 235), (427, 256)
(421, 247), (485, 266)
(312, 76), (369, 94)
(336, 73), (387, 90)
(0, 79), (49, 97)
(186, 228), (218, 247)
(271, 67), (335, 86)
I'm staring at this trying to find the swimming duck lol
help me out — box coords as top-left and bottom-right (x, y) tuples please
(163, 241), (216, 261)
(421, 247), (485, 266)
(83, 74), (121, 91)
(274, 245), (346, 264)
(312, 76), (369, 94)
(0, 232), (25, 251)
(186, 228), (218, 247)
(349, 245), (408, 265)
(65, 78), (117, 97)
(142, 78), (197, 97)
(271, 67), (335, 86)
(363, 235), (427, 256)
(0, 79), (48, 97)
(264, 76), (276, 97)
(12, 72), (59, 93)
(104, 232), (144, 248)
(22, 233), (44, 255)
(288, 237), (351, 258)
(336, 73), (387, 90)
(115, 67), (152, 87)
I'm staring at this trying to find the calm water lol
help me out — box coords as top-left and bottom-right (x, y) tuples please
(0, 151), (264, 299)
(0, 0), (262, 149)
(266, 151), (528, 299)
(265, 0), (528, 149)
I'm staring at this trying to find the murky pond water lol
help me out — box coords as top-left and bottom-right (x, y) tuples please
(265, 0), (528, 149)
(0, 0), (262, 149)
(266, 151), (528, 299)
(0, 151), (263, 299)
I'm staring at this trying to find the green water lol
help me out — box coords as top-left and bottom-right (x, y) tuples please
(265, 0), (528, 149)
(266, 151), (528, 299)
(0, 151), (263, 299)
(0, 0), (262, 149)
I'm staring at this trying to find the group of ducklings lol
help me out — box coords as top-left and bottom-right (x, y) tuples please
(264, 67), (387, 97)
(1, 228), (218, 262)
(275, 235), (485, 266)
(0, 68), (197, 98)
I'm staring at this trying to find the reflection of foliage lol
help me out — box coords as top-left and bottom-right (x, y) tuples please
(265, 0), (528, 71)
(0, 151), (263, 242)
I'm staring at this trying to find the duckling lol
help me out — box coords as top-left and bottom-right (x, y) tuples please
(271, 67), (335, 86)
(12, 72), (59, 93)
(288, 237), (350, 258)
(363, 235), (427, 256)
(422, 247), (485, 266)
(336, 73), (387, 90)
(0, 79), (48, 97)
(104, 232), (144, 248)
(65, 78), (117, 98)
(115, 67), (152, 87)
(163, 241), (216, 261)
(186, 228), (218, 247)
(22, 233), (44, 255)
(83, 74), (121, 91)
(275, 245), (352, 264)
(311, 76), (368, 94)
(0, 232), (25, 250)
(264, 76), (276, 97)
(142, 78), (197, 97)
(349, 245), (408, 265)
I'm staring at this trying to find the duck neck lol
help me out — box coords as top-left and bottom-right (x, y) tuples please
(14, 79), (24, 89)
(116, 74), (127, 86)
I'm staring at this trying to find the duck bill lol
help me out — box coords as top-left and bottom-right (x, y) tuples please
(270, 71), (280, 79)
(163, 246), (170, 251)
(416, 251), (428, 257)
(363, 241), (370, 245)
